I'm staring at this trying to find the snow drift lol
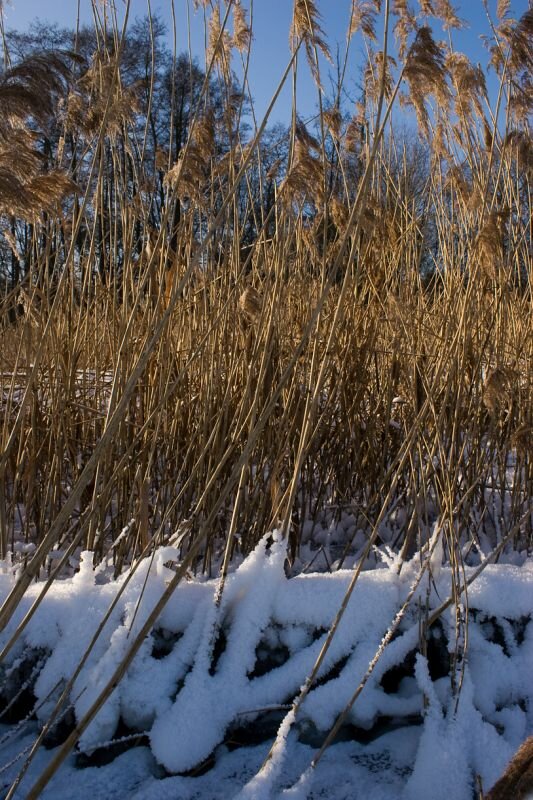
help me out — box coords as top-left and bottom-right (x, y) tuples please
(0, 535), (532, 798)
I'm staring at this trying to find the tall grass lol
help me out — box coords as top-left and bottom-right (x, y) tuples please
(0, 0), (531, 791)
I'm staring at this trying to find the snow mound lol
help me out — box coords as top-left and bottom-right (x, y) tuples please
(0, 536), (532, 798)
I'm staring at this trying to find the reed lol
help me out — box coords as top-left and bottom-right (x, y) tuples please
(0, 0), (530, 792)
(0, 0), (530, 575)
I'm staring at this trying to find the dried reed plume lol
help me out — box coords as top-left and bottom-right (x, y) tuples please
(344, 105), (366, 152)
(68, 53), (141, 137)
(207, 4), (232, 80)
(403, 26), (450, 137)
(504, 130), (533, 176)
(393, 0), (417, 59)
(323, 107), (342, 140)
(496, 0), (511, 22)
(348, 0), (379, 43)
(290, 0), (331, 83)
(445, 164), (473, 206)
(507, 9), (533, 73)
(365, 51), (396, 101)
(164, 110), (215, 208)
(482, 368), (509, 417)
(0, 52), (78, 217)
(475, 211), (506, 282)
(232, 1), (251, 53)
(446, 52), (487, 122)
(432, 0), (463, 30)
(239, 286), (263, 322)
(0, 51), (75, 136)
(283, 137), (324, 206)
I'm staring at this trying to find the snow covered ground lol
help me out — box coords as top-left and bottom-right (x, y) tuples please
(0, 533), (532, 799)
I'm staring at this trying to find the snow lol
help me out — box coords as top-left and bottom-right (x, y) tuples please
(0, 532), (532, 798)
(0, 726), (422, 799)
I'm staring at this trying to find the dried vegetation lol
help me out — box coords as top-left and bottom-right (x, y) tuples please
(0, 0), (530, 573)
(0, 0), (531, 793)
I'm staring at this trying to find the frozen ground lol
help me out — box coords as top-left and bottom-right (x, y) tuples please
(0, 533), (532, 799)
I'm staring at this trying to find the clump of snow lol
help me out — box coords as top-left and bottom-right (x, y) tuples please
(0, 533), (531, 799)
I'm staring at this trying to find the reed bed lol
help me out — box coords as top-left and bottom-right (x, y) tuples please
(0, 10), (530, 563)
(0, 0), (531, 793)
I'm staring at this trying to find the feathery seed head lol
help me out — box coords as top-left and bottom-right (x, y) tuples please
(290, 0), (331, 85)
(404, 26), (450, 137)
(233, 1), (251, 52)
(348, 1), (379, 42)
(239, 286), (262, 321)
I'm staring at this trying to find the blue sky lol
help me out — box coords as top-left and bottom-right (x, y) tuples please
(1, 1), (526, 124)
